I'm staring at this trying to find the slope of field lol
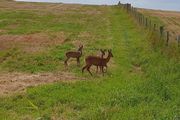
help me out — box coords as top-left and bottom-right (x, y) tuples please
(138, 9), (180, 38)
(0, 0), (180, 120)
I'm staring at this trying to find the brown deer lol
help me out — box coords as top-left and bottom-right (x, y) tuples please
(64, 45), (83, 66)
(82, 50), (113, 76)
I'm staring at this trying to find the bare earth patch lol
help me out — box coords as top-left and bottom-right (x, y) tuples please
(0, 72), (83, 96)
(130, 65), (143, 74)
(0, 29), (6, 33)
(0, 32), (65, 52)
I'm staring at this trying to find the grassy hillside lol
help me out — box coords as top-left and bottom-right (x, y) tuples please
(0, 1), (180, 120)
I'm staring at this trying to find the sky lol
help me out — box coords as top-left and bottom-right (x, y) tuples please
(15, 0), (180, 11)
(120, 0), (180, 11)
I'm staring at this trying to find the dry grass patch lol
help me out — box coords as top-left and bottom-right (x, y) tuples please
(0, 72), (83, 96)
(0, 32), (66, 52)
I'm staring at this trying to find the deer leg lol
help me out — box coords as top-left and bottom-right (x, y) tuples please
(82, 65), (88, 74)
(87, 65), (93, 76)
(64, 57), (70, 66)
(96, 66), (99, 73)
(105, 65), (108, 73)
(100, 66), (103, 73)
(100, 66), (105, 76)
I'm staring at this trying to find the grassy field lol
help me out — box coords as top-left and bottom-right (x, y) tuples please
(138, 9), (180, 39)
(0, 0), (180, 120)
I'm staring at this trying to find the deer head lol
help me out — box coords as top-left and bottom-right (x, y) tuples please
(78, 45), (83, 51)
(108, 49), (113, 57)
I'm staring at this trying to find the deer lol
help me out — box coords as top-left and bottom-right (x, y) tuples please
(64, 45), (83, 66)
(82, 49), (113, 76)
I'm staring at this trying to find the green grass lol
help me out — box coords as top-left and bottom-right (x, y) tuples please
(0, 5), (111, 73)
(0, 10), (83, 34)
(0, 3), (180, 120)
(0, 43), (75, 73)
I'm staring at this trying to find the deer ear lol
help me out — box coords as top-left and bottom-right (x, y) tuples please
(80, 45), (83, 48)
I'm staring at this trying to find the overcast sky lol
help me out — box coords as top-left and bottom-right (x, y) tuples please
(15, 0), (180, 11)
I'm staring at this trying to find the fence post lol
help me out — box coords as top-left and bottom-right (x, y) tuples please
(154, 24), (156, 30)
(126, 3), (131, 12)
(118, 1), (121, 5)
(136, 11), (138, 20)
(160, 26), (164, 37)
(139, 14), (141, 24)
(134, 9), (137, 18)
(142, 15), (144, 25)
(177, 35), (180, 47)
(166, 31), (169, 46)
(145, 18), (148, 27)
(131, 6), (133, 14)
(149, 20), (151, 29)
(140, 14), (142, 24)
(131, 6), (133, 13)
(141, 15), (143, 25)
(133, 7), (135, 16)
(138, 13), (141, 24)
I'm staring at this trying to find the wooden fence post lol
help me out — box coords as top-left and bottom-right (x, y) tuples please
(177, 35), (180, 47)
(136, 11), (138, 20)
(118, 1), (121, 5)
(154, 24), (156, 30)
(134, 9), (137, 18)
(138, 13), (141, 24)
(140, 15), (143, 25)
(131, 6), (133, 13)
(166, 31), (169, 46)
(142, 15), (144, 25)
(145, 18), (148, 27)
(137, 13), (140, 24)
(160, 26), (164, 37)
(140, 14), (142, 24)
(133, 7), (135, 16)
(126, 3), (131, 12)
(139, 14), (141, 24)
(149, 20), (151, 29)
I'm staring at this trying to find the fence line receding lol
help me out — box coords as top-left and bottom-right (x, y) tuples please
(118, 1), (180, 47)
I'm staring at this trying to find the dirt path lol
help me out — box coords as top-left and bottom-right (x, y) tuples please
(0, 72), (82, 96)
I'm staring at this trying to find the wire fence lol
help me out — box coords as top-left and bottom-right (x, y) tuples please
(118, 1), (180, 47)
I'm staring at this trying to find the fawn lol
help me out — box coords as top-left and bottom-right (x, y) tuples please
(82, 50), (113, 76)
(64, 45), (83, 66)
